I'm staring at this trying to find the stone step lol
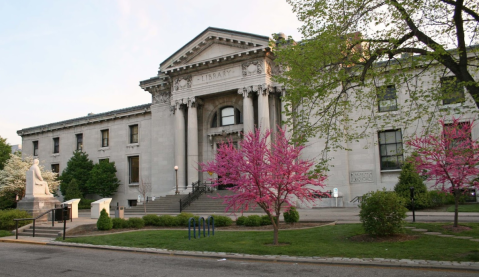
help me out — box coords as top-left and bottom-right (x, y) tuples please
(23, 229), (60, 235)
(18, 232), (58, 238)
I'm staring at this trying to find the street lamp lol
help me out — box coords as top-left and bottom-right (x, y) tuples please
(174, 165), (179, 195)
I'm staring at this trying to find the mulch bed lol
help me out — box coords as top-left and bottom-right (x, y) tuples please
(67, 222), (334, 237)
(442, 225), (472, 232)
(348, 234), (419, 243)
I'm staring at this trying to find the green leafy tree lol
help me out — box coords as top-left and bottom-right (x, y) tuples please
(275, 0), (479, 165)
(64, 179), (83, 201)
(0, 136), (11, 170)
(59, 151), (94, 197)
(86, 160), (120, 197)
(394, 161), (430, 210)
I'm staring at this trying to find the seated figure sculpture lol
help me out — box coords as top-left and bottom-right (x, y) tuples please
(29, 159), (52, 196)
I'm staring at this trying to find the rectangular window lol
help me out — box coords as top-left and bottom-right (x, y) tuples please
(53, 137), (60, 154)
(378, 130), (404, 170)
(76, 133), (83, 151)
(101, 129), (109, 147)
(128, 156), (139, 184)
(51, 164), (59, 173)
(441, 76), (465, 105)
(444, 122), (472, 148)
(99, 158), (109, 163)
(129, 125), (138, 144)
(377, 85), (397, 112)
(33, 141), (38, 156)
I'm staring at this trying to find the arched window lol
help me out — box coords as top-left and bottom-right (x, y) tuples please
(211, 107), (242, 127)
(221, 107), (235, 126)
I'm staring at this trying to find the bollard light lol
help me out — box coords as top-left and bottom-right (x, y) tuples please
(175, 165), (179, 195)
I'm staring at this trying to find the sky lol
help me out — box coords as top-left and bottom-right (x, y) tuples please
(0, 0), (302, 146)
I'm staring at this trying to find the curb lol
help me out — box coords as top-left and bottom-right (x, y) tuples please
(45, 241), (479, 272)
(0, 238), (48, 245)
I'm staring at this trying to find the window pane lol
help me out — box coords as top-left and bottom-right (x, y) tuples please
(222, 116), (234, 126)
(211, 113), (217, 128)
(386, 144), (397, 155)
(441, 77), (465, 105)
(384, 132), (396, 143)
(395, 130), (402, 142)
(221, 107), (234, 117)
(129, 156), (139, 183)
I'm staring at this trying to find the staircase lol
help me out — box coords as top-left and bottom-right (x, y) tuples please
(125, 194), (183, 215)
(17, 224), (63, 238)
(124, 190), (259, 215)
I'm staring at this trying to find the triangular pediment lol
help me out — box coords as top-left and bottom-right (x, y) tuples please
(160, 27), (270, 70)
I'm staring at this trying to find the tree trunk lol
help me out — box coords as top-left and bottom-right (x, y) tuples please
(454, 189), (459, 228)
(273, 225), (279, 245)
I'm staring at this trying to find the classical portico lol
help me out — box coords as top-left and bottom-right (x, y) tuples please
(138, 27), (290, 193)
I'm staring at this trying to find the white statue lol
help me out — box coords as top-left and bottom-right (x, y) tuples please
(26, 159), (52, 196)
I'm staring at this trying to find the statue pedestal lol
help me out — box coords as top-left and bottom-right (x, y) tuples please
(17, 196), (61, 221)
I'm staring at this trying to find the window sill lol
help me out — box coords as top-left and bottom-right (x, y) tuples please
(129, 183), (139, 187)
(51, 153), (60, 157)
(126, 143), (140, 149)
(99, 147), (110, 151)
(380, 169), (402, 173)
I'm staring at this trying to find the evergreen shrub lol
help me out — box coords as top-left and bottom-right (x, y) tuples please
(176, 212), (197, 226)
(78, 198), (95, 210)
(244, 215), (261, 227)
(64, 179), (83, 202)
(128, 217), (145, 229)
(0, 210), (32, 230)
(211, 215), (232, 227)
(236, 216), (247, 226)
(142, 214), (160, 226)
(158, 215), (177, 226)
(96, 209), (113, 231)
(112, 218), (129, 229)
(394, 162), (430, 210)
(283, 206), (300, 223)
(260, 215), (272, 226)
(359, 189), (407, 236)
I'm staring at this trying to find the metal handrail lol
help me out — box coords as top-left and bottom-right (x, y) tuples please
(350, 196), (363, 203)
(180, 180), (211, 212)
(13, 206), (69, 239)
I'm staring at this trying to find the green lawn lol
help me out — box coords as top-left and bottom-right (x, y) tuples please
(61, 224), (479, 262)
(0, 230), (12, 237)
(446, 203), (479, 212)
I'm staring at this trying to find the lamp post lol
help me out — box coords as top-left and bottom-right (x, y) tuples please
(174, 165), (179, 195)
(410, 187), (415, 223)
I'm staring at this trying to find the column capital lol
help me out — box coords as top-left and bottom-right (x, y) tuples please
(187, 97), (196, 108)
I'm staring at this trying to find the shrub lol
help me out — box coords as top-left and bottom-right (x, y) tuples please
(112, 218), (129, 229)
(283, 206), (300, 224)
(158, 215), (177, 226)
(64, 179), (83, 202)
(143, 214), (160, 226)
(128, 217), (145, 229)
(176, 212), (197, 227)
(78, 198), (95, 210)
(244, 215), (261, 227)
(0, 210), (32, 231)
(211, 215), (233, 227)
(394, 162), (430, 210)
(96, 209), (112, 231)
(236, 216), (247, 226)
(359, 189), (407, 237)
(261, 215), (272, 226)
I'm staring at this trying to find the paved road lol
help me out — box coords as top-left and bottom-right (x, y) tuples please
(1, 243), (477, 277)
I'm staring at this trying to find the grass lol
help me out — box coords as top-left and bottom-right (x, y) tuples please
(446, 203), (479, 212)
(61, 224), (479, 262)
(405, 223), (479, 238)
(0, 230), (12, 237)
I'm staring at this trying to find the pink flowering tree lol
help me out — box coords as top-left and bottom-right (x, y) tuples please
(200, 128), (327, 245)
(406, 118), (479, 227)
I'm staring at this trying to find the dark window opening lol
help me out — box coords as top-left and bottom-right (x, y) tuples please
(130, 125), (138, 144)
(33, 141), (38, 156)
(441, 76), (465, 105)
(101, 129), (109, 147)
(129, 156), (139, 183)
(53, 137), (60, 154)
(51, 164), (59, 173)
(76, 134), (83, 151)
(377, 85), (398, 112)
(378, 130), (403, 170)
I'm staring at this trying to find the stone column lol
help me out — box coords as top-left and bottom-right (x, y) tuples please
(257, 84), (271, 144)
(174, 100), (186, 190)
(278, 86), (291, 137)
(187, 97), (198, 187)
(238, 88), (254, 135)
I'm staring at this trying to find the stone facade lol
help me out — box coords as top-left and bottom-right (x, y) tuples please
(17, 27), (479, 207)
